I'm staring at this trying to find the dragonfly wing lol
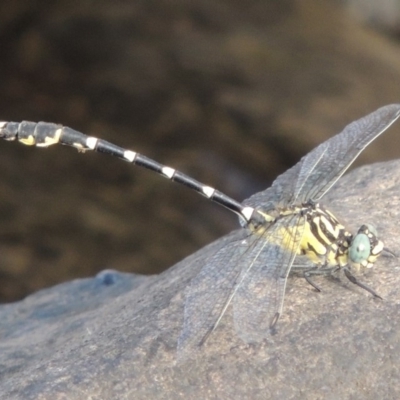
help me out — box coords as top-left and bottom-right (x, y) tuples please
(233, 215), (305, 343)
(242, 162), (301, 210)
(244, 104), (400, 209)
(177, 228), (258, 357)
(293, 104), (400, 202)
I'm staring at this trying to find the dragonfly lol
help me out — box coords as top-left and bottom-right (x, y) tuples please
(176, 104), (400, 354)
(0, 104), (399, 355)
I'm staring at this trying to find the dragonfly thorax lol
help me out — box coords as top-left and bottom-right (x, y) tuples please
(298, 204), (383, 270)
(298, 202), (353, 267)
(248, 201), (383, 271)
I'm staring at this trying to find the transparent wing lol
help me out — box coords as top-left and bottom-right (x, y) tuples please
(244, 104), (400, 209)
(177, 228), (259, 358)
(178, 215), (304, 355)
(233, 215), (304, 342)
(290, 254), (314, 270)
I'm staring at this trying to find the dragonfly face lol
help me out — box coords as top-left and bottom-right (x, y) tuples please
(348, 224), (384, 269)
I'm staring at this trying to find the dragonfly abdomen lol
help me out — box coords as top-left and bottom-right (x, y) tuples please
(0, 120), (258, 223)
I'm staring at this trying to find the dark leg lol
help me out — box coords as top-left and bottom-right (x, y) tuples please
(304, 266), (337, 292)
(383, 247), (397, 258)
(303, 266), (330, 292)
(303, 267), (322, 292)
(343, 267), (382, 299)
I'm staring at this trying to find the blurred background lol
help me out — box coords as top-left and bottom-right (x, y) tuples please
(1, 0), (400, 302)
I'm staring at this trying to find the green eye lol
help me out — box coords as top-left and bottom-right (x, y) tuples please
(349, 233), (371, 263)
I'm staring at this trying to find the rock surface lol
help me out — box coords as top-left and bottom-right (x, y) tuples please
(1, 159), (400, 399)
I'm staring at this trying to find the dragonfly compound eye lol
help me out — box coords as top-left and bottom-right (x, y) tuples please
(349, 233), (371, 264)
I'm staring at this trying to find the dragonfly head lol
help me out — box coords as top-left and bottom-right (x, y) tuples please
(349, 224), (384, 269)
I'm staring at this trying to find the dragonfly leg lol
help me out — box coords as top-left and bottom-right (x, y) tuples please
(303, 267), (323, 292)
(382, 247), (397, 258)
(343, 267), (382, 299)
(302, 265), (341, 292)
(270, 312), (280, 329)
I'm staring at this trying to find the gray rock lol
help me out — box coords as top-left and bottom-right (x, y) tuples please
(1, 160), (400, 399)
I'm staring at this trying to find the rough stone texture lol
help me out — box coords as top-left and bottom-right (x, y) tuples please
(1, 0), (400, 302)
(1, 159), (400, 399)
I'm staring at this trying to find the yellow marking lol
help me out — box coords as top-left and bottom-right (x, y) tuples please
(337, 253), (349, 267)
(248, 213), (273, 231)
(257, 210), (274, 222)
(371, 240), (384, 255)
(322, 214), (342, 238)
(368, 259), (376, 267)
(279, 208), (299, 216)
(302, 250), (321, 264)
(72, 142), (89, 153)
(326, 251), (340, 266)
(301, 218), (328, 255)
(19, 135), (36, 146)
(323, 210), (344, 232)
(36, 128), (62, 148)
(312, 216), (329, 244)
